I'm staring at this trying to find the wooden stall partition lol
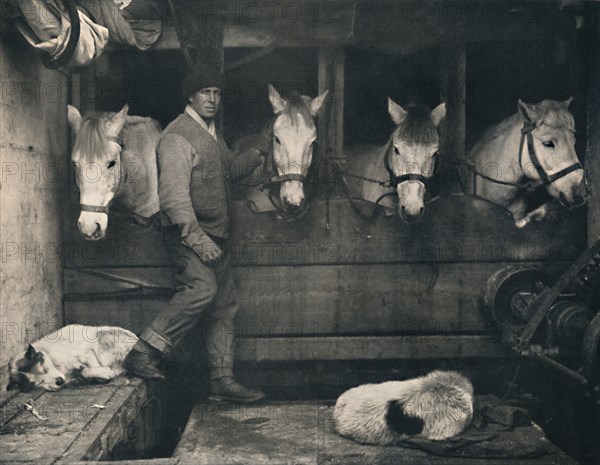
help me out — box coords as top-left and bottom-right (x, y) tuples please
(63, 2), (592, 364)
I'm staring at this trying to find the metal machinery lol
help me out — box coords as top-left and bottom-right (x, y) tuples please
(482, 240), (600, 399)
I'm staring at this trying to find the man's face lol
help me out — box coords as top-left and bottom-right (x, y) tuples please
(189, 87), (221, 119)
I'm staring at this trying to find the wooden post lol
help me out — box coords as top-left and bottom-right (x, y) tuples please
(442, 42), (467, 192)
(318, 48), (332, 164)
(78, 63), (96, 113)
(333, 49), (345, 164)
(318, 48), (344, 164)
(70, 70), (81, 111)
(587, 5), (600, 244)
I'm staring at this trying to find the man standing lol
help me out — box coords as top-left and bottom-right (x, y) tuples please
(124, 66), (266, 403)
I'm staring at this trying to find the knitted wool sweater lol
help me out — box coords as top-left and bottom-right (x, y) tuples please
(157, 112), (261, 243)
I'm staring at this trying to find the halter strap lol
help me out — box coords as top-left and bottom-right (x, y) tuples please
(80, 204), (110, 214)
(519, 119), (582, 186)
(269, 173), (306, 184)
(383, 141), (433, 188)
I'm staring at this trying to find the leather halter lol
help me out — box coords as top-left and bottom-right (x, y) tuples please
(383, 139), (437, 188)
(79, 135), (125, 214)
(519, 118), (582, 186)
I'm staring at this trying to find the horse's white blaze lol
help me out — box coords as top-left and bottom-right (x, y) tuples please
(68, 105), (129, 239)
(266, 84), (328, 208)
(272, 110), (316, 207)
(389, 120), (440, 220)
(74, 149), (121, 239)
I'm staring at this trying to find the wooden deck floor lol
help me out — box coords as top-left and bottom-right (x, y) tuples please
(0, 377), (156, 464)
(174, 401), (577, 465)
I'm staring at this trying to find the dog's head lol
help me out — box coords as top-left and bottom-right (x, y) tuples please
(7, 345), (66, 392)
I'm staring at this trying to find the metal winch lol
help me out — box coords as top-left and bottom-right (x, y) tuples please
(481, 240), (600, 398)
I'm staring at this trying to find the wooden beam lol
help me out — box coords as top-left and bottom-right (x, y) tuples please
(79, 63), (96, 113)
(106, 24), (304, 50)
(443, 42), (466, 160)
(333, 48), (345, 162)
(235, 335), (510, 361)
(317, 48), (333, 164)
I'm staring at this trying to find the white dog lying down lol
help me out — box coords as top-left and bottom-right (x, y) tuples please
(7, 325), (138, 392)
(333, 370), (473, 445)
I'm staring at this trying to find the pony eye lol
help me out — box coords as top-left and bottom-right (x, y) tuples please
(107, 160), (117, 169)
(542, 141), (555, 148)
(394, 147), (400, 155)
(274, 136), (281, 145)
(432, 151), (439, 158)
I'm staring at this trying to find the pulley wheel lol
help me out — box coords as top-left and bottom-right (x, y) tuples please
(481, 266), (553, 344)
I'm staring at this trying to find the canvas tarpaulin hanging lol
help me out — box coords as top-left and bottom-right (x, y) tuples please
(10, 0), (162, 68)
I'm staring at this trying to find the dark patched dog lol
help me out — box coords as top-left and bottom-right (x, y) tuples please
(7, 325), (138, 392)
(333, 370), (473, 445)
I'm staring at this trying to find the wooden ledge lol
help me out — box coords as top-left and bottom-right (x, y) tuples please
(0, 377), (159, 464)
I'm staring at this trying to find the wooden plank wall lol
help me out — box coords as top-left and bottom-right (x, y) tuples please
(64, 196), (580, 360)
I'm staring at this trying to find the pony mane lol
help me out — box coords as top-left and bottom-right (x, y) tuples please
(279, 91), (315, 129)
(72, 112), (113, 163)
(395, 105), (438, 144)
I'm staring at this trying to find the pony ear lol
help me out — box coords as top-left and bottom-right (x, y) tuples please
(67, 105), (82, 132)
(267, 83), (286, 114)
(517, 99), (541, 122)
(431, 102), (446, 127)
(309, 90), (329, 116)
(388, 98), (407, 125)
(106, 104), (129, 136)
(561, 96), (574, 109)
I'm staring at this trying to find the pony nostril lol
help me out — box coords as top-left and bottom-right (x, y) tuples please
(419, 207), (424, 215)
(56, 377), (64, 386)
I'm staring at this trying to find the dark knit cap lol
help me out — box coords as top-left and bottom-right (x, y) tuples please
(183, 65), (224, 99)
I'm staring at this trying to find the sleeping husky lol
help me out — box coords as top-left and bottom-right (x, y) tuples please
(333, 370), (473, 445)
(7, 325), (138, 392)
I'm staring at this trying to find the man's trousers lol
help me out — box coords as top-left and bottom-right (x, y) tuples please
(134, 226), (237, 379)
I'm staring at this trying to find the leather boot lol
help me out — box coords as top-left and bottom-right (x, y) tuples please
(123, 348), (166, 380)
(209, 376), (265, 403)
